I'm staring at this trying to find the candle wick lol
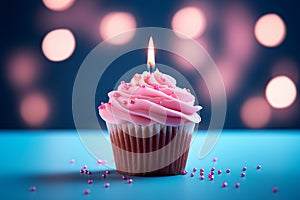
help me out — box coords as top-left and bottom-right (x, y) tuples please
(148, 61), (153, 67)
(148, 61), (155, 74)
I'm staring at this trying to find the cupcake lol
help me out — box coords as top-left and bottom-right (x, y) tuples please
(98, 69), (201, 176)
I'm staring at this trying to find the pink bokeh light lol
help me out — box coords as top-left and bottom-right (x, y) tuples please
(99, 12), (136, 45)
(171, 6), (207, 39)
(20, 92), (51, 127)
(221, 4), (256, 66)
(171, 37), (211, 70)
(241, 96), (271, 128)
(6, 49), (42, 90)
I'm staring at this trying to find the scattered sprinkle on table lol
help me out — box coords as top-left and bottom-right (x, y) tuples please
(272, 187), (278, 193)
(29, 186), (36, 192)
(235, 183), (240, 188)
(83, 189), (90, 195)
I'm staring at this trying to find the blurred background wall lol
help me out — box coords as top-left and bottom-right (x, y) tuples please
(0, 0), (299, 129)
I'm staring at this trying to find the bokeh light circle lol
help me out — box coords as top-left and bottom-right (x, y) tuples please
(20, 92), (50, 127)
(42, 0), (75, 11)
(241, 97), (271, 128)
(254, 13), (286, 47)
(6, 50), (41, 89)
(265, 76), (297, 109)
(171, 6), (206, 39)
(99, 12), (136, 45)
(42, 29), (76, 62)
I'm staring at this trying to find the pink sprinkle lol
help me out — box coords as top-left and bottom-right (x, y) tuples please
(106, 170), (111, 174)
(140, 84), (146, 88)
(272, 187), (278, 193)
(97, 160), (102, 164)
(200, 168), (204, 172)
(181, 170), (188, 175)
(226, 169), (231, 173)
(193, 168), (197, 172)
(108, 102), (112, 106)
(104, 183), (110, 188)
(80, 169), (85, 173)
(29, 186), (36, 192)
(69, 159), (75, 164)
(212, 157), (217, 162)
(127, 179), (133, 184)
(129, 99), (135, 104)
(88, 179), (93, 184)
(99, 104), (105, 109)
(200, 171), (204, 176)
(211, 167), (215, 171)
(154, 85), (160, 90)
(211, 171), (215, 175)
(102, 173), (107, 178)
(235, 183), (240, 188)
(242, 167), (247, 171)
(190, 173), (194, 177)
(156, 101), (162, 105)
(86, 171), (92, 175)
(82, 165), (87, 169)
(217, 170), (222, 175)
(123, 83), (131, 90)
(160, 77), (166, 82)
(208, 173), (212, 178)
(122, 175), (127, 180)
(113, 92), (121, 98)
(257, 165), (261, 170)
(121, 81), (125, 85)
(209, 175), (214, 181)
(241, 172), (245, 177)
(200, 175), (204, 180)
(222, 182), (228, 188)
(122, 100), (128, 105)
(83, 189), (90, 195)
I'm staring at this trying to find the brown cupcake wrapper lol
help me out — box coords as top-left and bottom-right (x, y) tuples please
(107, 123), (195, 176)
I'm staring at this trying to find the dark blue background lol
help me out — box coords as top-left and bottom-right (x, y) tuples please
(1, 0), (299, 129)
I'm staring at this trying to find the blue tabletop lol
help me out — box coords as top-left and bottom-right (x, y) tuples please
(0, 130), (299, 200)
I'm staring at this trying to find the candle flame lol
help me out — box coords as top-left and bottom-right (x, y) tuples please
(147, 36), (155, 70)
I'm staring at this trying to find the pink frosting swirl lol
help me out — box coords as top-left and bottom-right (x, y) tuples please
(98, 70), (201, 126)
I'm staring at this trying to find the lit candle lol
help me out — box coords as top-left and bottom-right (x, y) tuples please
(147, 36), (156, 73)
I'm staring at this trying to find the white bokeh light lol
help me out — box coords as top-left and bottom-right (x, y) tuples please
(171, 6), (206, 39)
(254, 13), (286, 47)
(43, 0), (75, 11)
(265, 76), (297, 109)
(42, 29), (76, 62)
(99, 12), (136, 45)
